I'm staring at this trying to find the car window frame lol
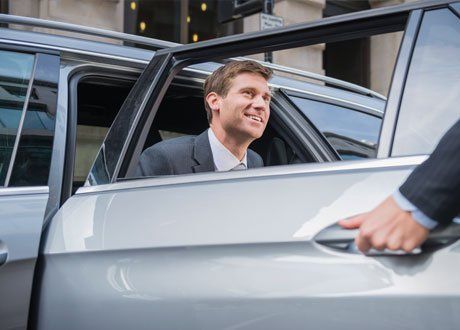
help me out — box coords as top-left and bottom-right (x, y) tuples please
(377, 9), (423, 158)
(274, 90), (340, 162)
(283, 89), (383, 160)
(390, 6), (460, 157)
(0, 44), (60, 189)
(85, 0), (453, 189)
(61, 64), (141, 204)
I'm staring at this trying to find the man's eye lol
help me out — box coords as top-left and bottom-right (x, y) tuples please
(243, 91), (253, 97)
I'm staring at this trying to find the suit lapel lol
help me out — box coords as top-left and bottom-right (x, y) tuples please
(192, 130), (215, 173)
(247, 153), (255, 169)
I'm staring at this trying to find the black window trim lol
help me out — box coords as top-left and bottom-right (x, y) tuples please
(61, 67), (140, 204)
(283, 89), (383, 118)
(448, 2), (460, 18)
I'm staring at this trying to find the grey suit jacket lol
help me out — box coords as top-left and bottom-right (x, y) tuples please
(135, 130), (264, 177)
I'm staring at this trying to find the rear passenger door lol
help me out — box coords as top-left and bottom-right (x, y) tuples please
(0, 49), (59, 329)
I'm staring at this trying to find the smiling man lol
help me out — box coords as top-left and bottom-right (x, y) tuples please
(135, 60), (273, 176)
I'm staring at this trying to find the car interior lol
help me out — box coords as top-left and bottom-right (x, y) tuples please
(140, 76), (303, 170)
(72, 71), (305, 194)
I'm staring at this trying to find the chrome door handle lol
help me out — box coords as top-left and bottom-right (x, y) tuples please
(0, 240), (7, 266)
(314, 221), (460, 255)
(0, 251), (7, 266)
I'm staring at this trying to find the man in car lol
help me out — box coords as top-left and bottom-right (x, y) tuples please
(135, 60), (272, 176)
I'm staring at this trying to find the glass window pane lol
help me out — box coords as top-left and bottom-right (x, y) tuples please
(290, 96), (381, 159)
(9, 54), (59, 187)
(0, 50), (35, 186)
(392, 9), (460, 156)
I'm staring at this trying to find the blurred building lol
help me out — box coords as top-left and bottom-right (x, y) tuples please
(1, 0), (416, 95)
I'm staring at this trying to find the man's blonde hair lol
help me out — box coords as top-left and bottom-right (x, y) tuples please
(203, 60), (273, 123)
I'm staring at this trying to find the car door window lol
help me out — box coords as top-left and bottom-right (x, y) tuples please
(392, 8), (460, 156)
(288, 96), (381, 159)
(0, 50), (35, 186)
(8, 54), (59, 187)
(73, 76), (135, 192)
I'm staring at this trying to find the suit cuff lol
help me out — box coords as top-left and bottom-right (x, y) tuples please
(393, 190), (438, 230)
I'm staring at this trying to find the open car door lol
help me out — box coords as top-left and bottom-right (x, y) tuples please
(36, 1), (460, 329)
(0, 50), (60, 329)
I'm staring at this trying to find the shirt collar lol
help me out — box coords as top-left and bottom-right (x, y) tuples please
(208, 128), (247, 171)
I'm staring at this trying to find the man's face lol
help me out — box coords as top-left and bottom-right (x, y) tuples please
(212, 72), (271, 142)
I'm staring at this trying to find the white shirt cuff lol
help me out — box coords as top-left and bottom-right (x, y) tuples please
(392, 190), (438, 230)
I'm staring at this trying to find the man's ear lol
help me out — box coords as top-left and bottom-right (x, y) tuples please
(205, 92), (221, 112)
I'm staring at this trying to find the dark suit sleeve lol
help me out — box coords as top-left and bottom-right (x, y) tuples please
(399, 119), (460, 225)
(134, 145), (174, 177)
(248, 149), (264, 168)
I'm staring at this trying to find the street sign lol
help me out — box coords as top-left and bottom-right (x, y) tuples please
(260, 13), (284, 30)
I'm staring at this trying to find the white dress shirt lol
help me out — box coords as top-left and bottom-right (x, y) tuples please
(208, 128), (247, 171)
(392, 190), (438, 229)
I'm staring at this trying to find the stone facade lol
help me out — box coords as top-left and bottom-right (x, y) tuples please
(244, 0), (325, 76)
(8, 0), (124, 43)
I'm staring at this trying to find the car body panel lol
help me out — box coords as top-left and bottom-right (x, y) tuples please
(37, 158), (460, 329)
(0, 187), (48, 329)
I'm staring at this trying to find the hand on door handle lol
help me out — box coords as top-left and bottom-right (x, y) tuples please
(314, 222), (460, 256)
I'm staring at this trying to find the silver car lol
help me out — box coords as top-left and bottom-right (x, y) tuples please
(1, 0), (460, 329)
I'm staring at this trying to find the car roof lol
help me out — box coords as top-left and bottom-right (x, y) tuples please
(0, 14), (386, 114)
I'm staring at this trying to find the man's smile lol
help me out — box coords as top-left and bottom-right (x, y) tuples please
(244, 114), (263, 123)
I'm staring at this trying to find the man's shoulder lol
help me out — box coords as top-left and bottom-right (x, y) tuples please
(136, 135), (199, 176)
(247, 148), (264, 168)
(143, 135), (196, 155)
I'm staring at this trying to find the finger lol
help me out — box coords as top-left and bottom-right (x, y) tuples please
(339, 213), (367, 229)
(401, 217), (430, 252)
(402, 239), (419, 253)
(386, 229), (403, 251)
(401, 231), (427, 253)
(356, 229), (372, 253)
(369, 216), (400, 251)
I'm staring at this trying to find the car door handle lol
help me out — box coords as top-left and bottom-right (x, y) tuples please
(314, 220), (460, 255)
(0, 251), (7, 266)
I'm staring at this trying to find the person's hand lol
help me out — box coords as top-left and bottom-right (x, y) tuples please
(339, 196), (430, 253)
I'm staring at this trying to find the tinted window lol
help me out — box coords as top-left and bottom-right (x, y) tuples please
(289, 96), (381, 159)
(0, 50), (35, 186)
(73, 77), (134, 192)
(392, 9), (460, 156)
(9, 54), (59, 186)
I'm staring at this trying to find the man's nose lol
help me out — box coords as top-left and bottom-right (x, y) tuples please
(252, 94), (266, 109)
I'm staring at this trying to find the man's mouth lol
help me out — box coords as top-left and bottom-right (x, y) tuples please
(245, 114), (263, 123)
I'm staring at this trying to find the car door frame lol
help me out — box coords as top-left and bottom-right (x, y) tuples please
(86, 0), (457, 187)
(0, 43), (61, 330)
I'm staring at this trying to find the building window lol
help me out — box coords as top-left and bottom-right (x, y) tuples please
(125, 0), (242, 45)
